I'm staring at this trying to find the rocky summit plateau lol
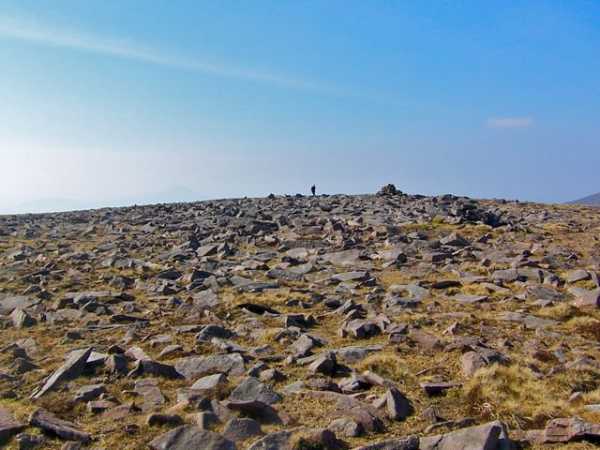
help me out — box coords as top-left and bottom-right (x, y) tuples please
(1, 186), (600, 450)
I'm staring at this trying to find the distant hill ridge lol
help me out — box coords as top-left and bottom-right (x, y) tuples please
(569, 192), (600, 206)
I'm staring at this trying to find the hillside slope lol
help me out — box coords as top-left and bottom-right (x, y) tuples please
(0, 190), (600, 448)
(569, 192), (600, 205)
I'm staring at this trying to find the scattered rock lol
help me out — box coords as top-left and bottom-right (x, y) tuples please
(420, 420), (512, 450)
(134, 379), (165, 411)
(420, 382), (460, 396)
(191, 373), (228, 392)
(384, 387), (413, 420)
(11, 309), (36, 329)
(222, 418), (262, 442)
(32, 347), (93, 399)
(29, 409), (91, 443)
(147, 414), (184, 427)
(16, 432), (46, 449)
(0, 406), (25, 442)
(377, 184), (402, 196)
(228, 377), (282, 405)
(175, 354), (245, 380)
(308, 352), (338, 376)
(73, 384), (106, 403)
(149, 426), (235, 450)
(2, 191), (599, 449)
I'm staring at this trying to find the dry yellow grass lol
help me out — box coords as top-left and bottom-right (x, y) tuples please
(537, 303), (578, 321)
(3, 200), (600, 448)
(355, 352), (417, 386)
(463, 364), (574, 429)
(563, 316), (600, 341)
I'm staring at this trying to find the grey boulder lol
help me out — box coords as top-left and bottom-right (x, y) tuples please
(149, 426), (236, 450)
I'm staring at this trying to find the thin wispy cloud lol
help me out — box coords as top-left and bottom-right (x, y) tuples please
(0, 15), (348, 96)
(486, 117), (534, 129)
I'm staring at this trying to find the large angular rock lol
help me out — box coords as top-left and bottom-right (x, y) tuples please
(266, 268), (304, 282)
(32, 347), (93, 399)
(224, 400), (282, 425)
(247, 430), (292, 450)
(461, 351), (487, 377)
(305, 390), (385, 433)
(134, 379), (165, 411)
(73, 384), (107, 403)
(351, 435), (419, 450)
(293, 428), (344, 450)
(420, 381), (460, 396)
(10, 308), (36, 328)
(498, 312), (557, 329)
(191, 373), (228, 392)
(385, 387), (413, 420)
(321, 249), (363, 267)
(542, 417), (600, 443)
(308, 352), (337, 376)
(0, 406), (25, 442)
(491, 269), (521, 283)
(247, 427), (340, 449)
(291, 334), (319, 357)
(566, 269), (590, 283)
(409, 330), (443, 351)
(223, 418), (262, 442)
(440, 232), (470, 247)
(420, 420), (511, 450)
(29, 409), (91, 443)
(193, 290), (221, 309)
(0, 296), (37, 315)
(146, 413), (184, 427)
(335, 345), (384, 364)
(328, 417), (364, 437)
(16, 433), (46, 448)
(570, 287), (600, 308)
(331, 271), (369, 283)
(149, 426), (236, 450)
(343, 319), (382, 339)
(106, 354), (128, 374)
(175, 354), (245, 380)
(196, 324), (234, 342)
(129, 359), (182, 379)
(377, 184), (402, 196)
(452, 294), (488, 304)
(228, 377), (282, 405)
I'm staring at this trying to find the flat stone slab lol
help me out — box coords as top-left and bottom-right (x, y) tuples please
(420, 420), (509, 450)
(0, 406), (25, 442)
(175, 354), (245, 380)
(29, 409), (91, 442)
(32, 347), (93, 399)
(149, 426), (235, 450)
(134, 379), (165, 412)
(451, 294), (489, 304)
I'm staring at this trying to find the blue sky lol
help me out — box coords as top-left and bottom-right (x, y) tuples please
(0, 1), (599, 213)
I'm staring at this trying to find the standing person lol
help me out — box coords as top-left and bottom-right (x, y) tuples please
(311, 185), (316, 196)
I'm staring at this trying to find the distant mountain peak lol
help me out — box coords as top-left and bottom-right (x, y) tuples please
(568, 192), (600, 206)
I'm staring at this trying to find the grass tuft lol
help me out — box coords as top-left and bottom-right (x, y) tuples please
(463, 364), (572, 429)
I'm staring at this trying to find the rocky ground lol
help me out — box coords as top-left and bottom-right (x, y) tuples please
(1, 186), (600, 449)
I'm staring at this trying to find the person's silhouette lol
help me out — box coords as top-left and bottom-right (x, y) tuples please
(311, 185), (316, 196)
